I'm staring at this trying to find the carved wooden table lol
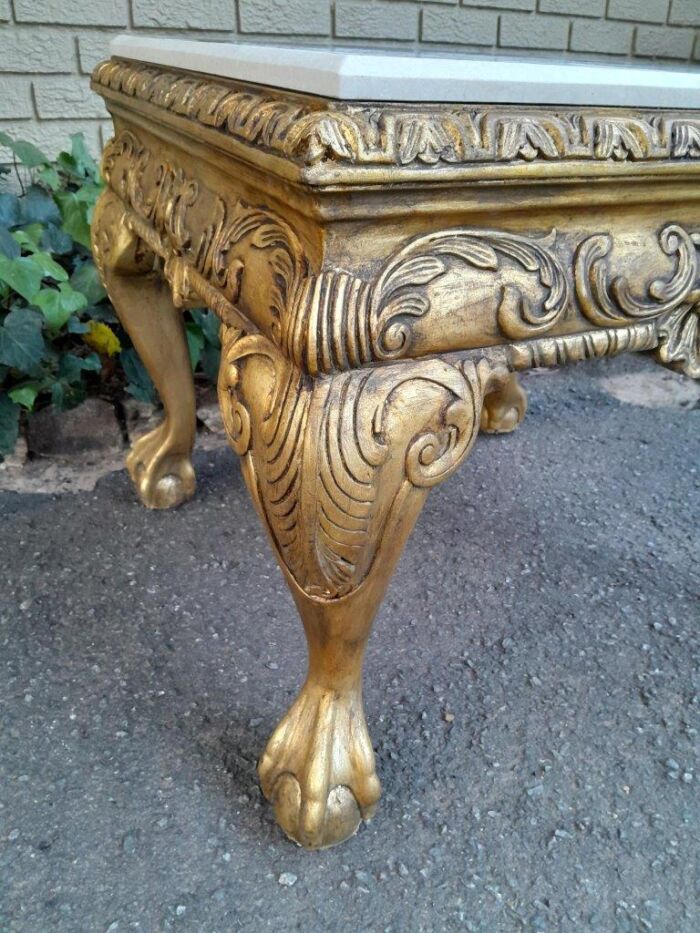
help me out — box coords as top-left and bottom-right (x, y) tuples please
(91, 39), (700, 849)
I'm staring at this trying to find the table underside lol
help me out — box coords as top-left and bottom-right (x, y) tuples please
(91, 58), (700, 849)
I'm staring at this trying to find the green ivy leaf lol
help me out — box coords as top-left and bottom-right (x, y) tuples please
(32, 282), (88, 330)
(58, 351), (101, 385)
(201, 344), (221, 382)
(185, 322), (205, 370)
(74, 182), (103, 205)
(15, 224), (44, 249)
(51, 378), (86, 411)
(84, 301), (118, 324)
(120, 348), (156, 404)
(8, 381), (40, 410)
(124, 382), (154, 404)
(189, 308), (221, 347)
(40, 223), (73, 256)
(66, 315), (90, 334)
(35, 164), (62, 192)
(71, 133), (99, 182)
(0, 393), (20, 458)
(83, 352), (102, 372)
(0, 308), (46, 373)
(0, 193), (21, 227)
(50, 380), (65, 410)
(28, 250), (69, 283)
(0, 225), (20, 259)
(0, 131), (49, 168)
(20, 185), (61, 226)
(0, 254), (44, 301)
(55, 191), (92, 249)
(70, 260), (107, 305)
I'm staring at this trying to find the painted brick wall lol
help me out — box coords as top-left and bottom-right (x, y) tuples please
(1, 0), (699, 162)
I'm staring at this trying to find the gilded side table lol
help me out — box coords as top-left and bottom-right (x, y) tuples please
(91, 39), (700, 849)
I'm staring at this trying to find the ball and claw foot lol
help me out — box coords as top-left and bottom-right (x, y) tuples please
(258, 683), (381, 849)
(480, 373), (528, 434)
(126, 422), (195, 510)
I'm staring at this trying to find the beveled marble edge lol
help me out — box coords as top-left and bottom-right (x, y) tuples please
(110, 35), (700, 108)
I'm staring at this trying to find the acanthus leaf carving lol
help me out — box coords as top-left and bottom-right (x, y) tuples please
(93, 60), (700, 170)
(654, 295), (700, 379)
(395, 114), (457, 165)
(499, 118), (561, 161)
(285, 112), (362, 165)
(673, 121), (700, 158)
(592, 117), (647, 160)
(574, 224), (700, 378)
(374, 226), (571, 344)
(218, 324), (504, 600)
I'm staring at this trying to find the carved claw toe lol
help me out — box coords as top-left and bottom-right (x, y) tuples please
(126, 423), (195, 509)
(480, 373), (527, 434)
(258, 684), (381, 849)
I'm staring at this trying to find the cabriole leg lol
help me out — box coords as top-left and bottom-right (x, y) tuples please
(92, 191), (196, 509)
(218, 325), (506, 847)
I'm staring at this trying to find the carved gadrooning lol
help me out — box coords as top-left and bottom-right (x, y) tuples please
(93, 59), (700, 170)
(492, 322), (660, 371)
(99, 129), (700, 381)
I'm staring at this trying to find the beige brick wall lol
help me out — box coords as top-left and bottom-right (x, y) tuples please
(1, 0), (699, 162)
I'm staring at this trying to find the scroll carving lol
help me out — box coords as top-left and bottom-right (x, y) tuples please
(218, 325), (505, 600)
(93, 60), (700, 170)
(379, 227), (570, 343)
(575, 224), (700, 378)
(100, 130), (306, 335)
(575, 225), (698, 326)
(285, 227), (570, 373)
(91, 188), (153, 280)
(289, 223), (700, 373)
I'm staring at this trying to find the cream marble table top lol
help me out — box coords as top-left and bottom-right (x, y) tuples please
(111, 35), (700, 108)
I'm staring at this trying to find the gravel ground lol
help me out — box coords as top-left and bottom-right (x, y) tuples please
(1, 354), (698, 933)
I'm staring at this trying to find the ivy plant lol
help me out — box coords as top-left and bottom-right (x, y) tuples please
(0, 131), (220, 458)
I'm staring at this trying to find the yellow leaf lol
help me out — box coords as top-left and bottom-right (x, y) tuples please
(84, 320), (121, 357)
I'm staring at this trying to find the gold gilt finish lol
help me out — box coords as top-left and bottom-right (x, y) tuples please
(91, 57), (700, 849)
